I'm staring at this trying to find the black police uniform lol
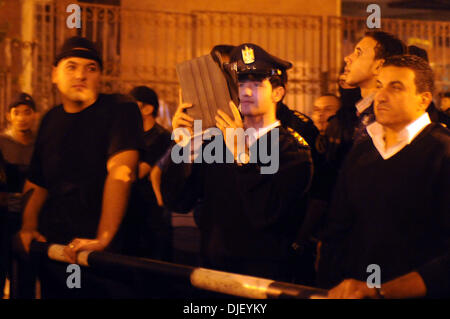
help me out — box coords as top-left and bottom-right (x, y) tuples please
(162, 129), (312, 282)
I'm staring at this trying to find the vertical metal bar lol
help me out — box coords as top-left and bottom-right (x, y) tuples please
(444, 24), (449, 90)
(82, 4), (87, 37)
(103, 8), (108, 72)
(92, 7), (97, 42)
(319, 15), (323, 95)
(40, 3), (46, 106)
(114, 7), (119, 77)
(51, 1), (57, 107)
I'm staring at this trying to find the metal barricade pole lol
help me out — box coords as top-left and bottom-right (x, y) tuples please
(25, 241), (327, 299)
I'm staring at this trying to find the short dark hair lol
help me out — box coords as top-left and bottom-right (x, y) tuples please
(364, 31), (406, 60)
(268, 73), (287, 89)
(442, 92), (450, 98)
(237, 73), (286, 88)
(407, 45), (429, 62)
(129, 86), (159, 117)
(237, 73), (287, 103)
(383, 54), (435, 94)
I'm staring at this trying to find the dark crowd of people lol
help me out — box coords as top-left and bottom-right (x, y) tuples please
(0, 31), (449, 299)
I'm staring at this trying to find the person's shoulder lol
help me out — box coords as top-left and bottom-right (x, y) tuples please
(290, 108), (314, 123)
(100, 93), (140, 117)
(427, 123), (450, 151)
(279, 126), (311, 156)
(0, 132), (11, 142)
(274, 128), (313, 171)
(101, 93), (136, 108)
(154, 122), (171, 135)
(0, 132), (12, 149)
(281, 126), (310, 146)
(158, 125), (172, 143)
(282, 104), (315, 125)
(39, 105), (64, 124)
(341, 135), (373, 164)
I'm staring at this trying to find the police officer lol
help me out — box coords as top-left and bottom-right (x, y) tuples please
(162, 43), (313, 283)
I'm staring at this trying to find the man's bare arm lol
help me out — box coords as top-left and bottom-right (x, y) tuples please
(150, 165), (164, 207)
(18, 180), (49, 252)
(98, 149), (139, 244)
(64, 150), (139, 262)
(138, 161), (151, 179)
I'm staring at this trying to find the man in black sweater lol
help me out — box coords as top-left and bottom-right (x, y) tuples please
(301, 33), (406, 249)
(318, 55), (450, 298)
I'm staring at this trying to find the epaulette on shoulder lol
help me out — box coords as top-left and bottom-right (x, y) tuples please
(287, 127), (309, 147)
(292, 110), (312, 123)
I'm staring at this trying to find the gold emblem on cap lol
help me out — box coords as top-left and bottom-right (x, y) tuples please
(242, 46), (255, 64)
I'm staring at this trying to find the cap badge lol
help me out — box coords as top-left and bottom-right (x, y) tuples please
(242, 46), (255, 64)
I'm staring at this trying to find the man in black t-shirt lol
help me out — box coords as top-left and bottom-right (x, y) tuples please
(125, 86), (172, 260)
(17, 37), (143, 298)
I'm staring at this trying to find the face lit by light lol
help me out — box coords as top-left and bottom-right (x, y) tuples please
(375, 66), (431, 130)
(52, 56), (101, 106)
(136, 101), (154, 117)
(344, 36), (382, 87)
(8, 104), (36, 132)
(311, 96), (340, 133)
(441, 97), (450, 112)
(238, 79), (277, 117)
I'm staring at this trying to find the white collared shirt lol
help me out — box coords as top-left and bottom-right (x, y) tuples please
(355, 92), (376, 114)
(247, 120), (281, 147)
(367, 112), (431, 160)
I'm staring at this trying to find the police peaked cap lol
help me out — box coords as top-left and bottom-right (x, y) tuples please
(229, 43), (292, 77)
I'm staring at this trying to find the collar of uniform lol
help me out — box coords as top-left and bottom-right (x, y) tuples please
(367, 112), (431, 160)
(356, 91), (376, 114)
(247, 120), (281, 147)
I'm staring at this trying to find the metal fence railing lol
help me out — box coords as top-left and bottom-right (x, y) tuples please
(10, 241), (327, 299)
